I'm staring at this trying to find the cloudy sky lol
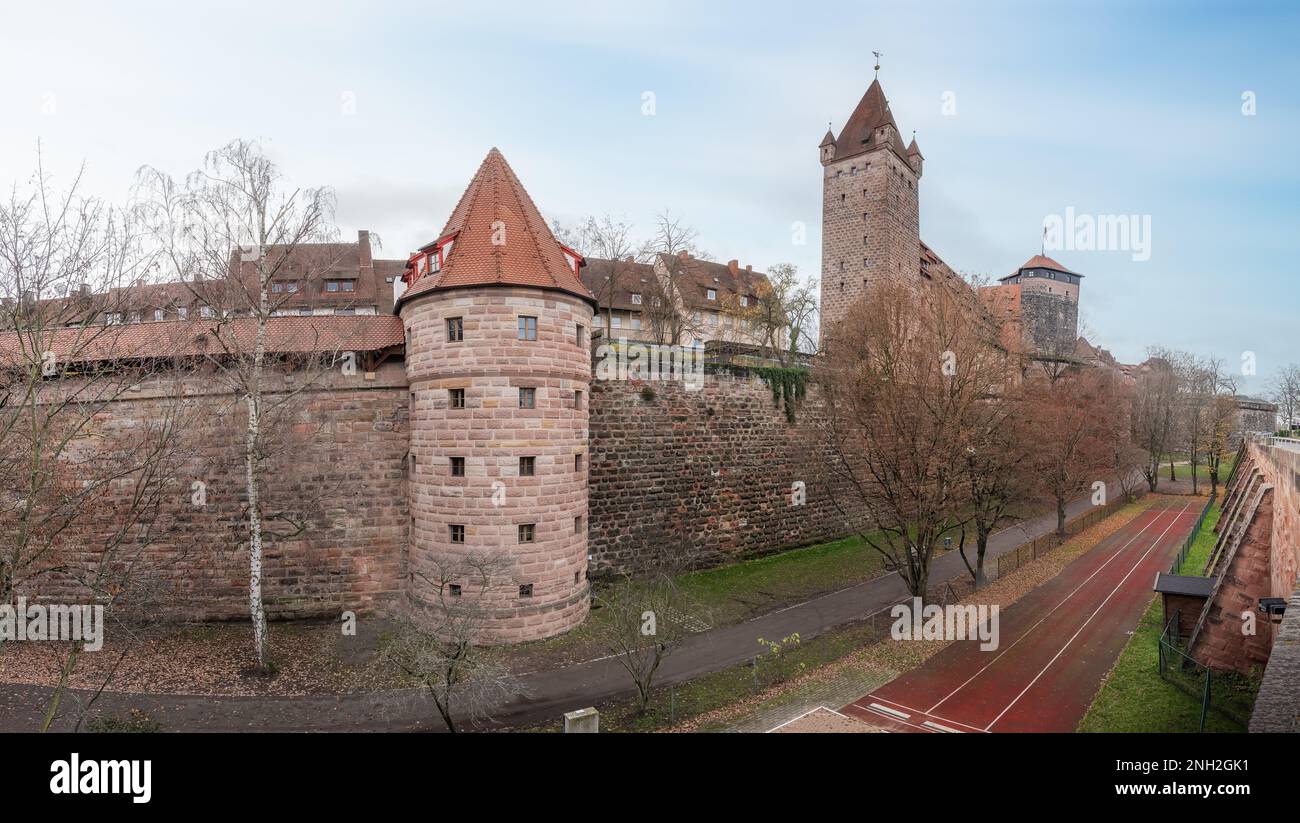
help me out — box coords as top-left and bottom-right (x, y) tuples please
(2, 0), (1296, 392)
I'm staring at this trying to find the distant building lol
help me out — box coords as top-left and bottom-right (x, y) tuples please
(984, 255), (1082, 358)
(580, 252), (770, 347)
(35, 230), (404, 326)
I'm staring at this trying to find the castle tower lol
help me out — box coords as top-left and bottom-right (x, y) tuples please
(819, 77), (922, 338)
(995, 254), (1082, 358)
(398, 148), (596, 643)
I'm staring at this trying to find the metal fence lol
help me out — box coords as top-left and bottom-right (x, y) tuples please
(995, 489), (1146, 580)
(1157, 613), (1252, 731)
(1167, 492), (1216, 575)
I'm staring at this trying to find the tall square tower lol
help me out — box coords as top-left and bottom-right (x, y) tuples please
(819, 78), (924, 338)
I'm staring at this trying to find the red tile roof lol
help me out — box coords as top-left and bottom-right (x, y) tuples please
(998, 254), (1082, 282)
(399, 148), (595, 307)
(0, 315), (404, 366)
(1018, 254), (1076, 274)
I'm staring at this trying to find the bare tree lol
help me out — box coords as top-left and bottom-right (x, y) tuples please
(386, 550), (525, 733)
(727, 262), (818, 363)
(959, 387), (1036, 587)
(820, 279), (1002, 599)
(0, 151), (197, 728)
(134, 139), (341, 669)
(591, 570), (697, 714)
(1267, 363), (1300, 432)
(1026, 368), (1122, 535)
(1131, 351), (1179, 491)
(638, 210), (709, 261)
(552, 214), (639, 334)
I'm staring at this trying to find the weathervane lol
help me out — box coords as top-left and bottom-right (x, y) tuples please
(873, 51), (882, 78)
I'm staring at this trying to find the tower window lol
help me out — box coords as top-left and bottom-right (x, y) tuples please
(447, 317), (464, 342)
(863, 236), (869, 245)
(519, 456), (536, 476)
(575, 453), (584, 471)
(574, 515), (583, 534)
(449, 388), (465, 409)
(449, 584), (461, 597)
(518, 583), (533, 598)
(519, 387), (536, 409)
(576, 324), (586, 346)
(574, 389), (583, 409)
(450, 456), (465, 477)
(449, 524), (465, 544)
(706, 289), (717, 301)
(518, 315), (538, 340)
(863, 259), (869, 268)
(518, 524), (535, 544)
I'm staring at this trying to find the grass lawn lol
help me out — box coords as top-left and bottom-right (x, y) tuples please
(1078, 600), (1246, 733)
(498, 518), (997, 673)
(1177, 499), (1222, 575)
(544, 620), (886, 733)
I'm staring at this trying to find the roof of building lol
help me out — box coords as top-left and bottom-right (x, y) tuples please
(660, 254), (769, 310)
(999, 254), (1082, 282)
(579, 253), (771, 313)
(1153, 572), (1215, 598)
(0, 315), (404, 366)
(35, 231), (401, 322)
(826, 79), (914, 166)
(580, 257), (658, 312)
(399, 148), (595, 307)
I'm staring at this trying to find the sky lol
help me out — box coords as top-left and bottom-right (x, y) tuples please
(1, 0), (1296, 394)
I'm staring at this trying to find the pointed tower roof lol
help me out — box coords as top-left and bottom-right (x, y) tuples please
(819, 128), (836, 148)
(907, 137), (923, 158)
(400, 148), (595, 306)
(829, 78), (912, 165)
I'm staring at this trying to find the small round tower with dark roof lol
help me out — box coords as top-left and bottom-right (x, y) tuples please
(397, 148), (595, 643)
(995, 254), (1083, 358)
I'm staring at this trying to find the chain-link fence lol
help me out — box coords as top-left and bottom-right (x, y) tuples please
(1157, 613), (1253, 730)
(995, 489), (1146, 579)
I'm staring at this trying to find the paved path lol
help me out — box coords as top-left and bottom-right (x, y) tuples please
(843, 499), (1196, 733)
(0, 487), (1140, 732)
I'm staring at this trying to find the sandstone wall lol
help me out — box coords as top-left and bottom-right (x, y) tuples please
(587, 368), (860, 575)
(22, 363), (410, 621)
(401, 286), (591, 643)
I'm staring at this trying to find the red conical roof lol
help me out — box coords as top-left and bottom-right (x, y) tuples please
(400, 148), (594, 305)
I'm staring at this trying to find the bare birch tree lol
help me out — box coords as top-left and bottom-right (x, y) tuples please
(0, 151), (197, 727)
(134, 139), (341, 669)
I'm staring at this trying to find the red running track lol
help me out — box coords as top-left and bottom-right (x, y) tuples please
(842, 499), (1197, 733)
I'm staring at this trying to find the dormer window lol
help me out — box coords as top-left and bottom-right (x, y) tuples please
(631, 293), (642, 305)
(706, 289), (717, 301)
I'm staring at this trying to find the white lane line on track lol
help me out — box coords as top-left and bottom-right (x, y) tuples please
(925, 504), (1175, 715)
(983, 501), (1193, 731)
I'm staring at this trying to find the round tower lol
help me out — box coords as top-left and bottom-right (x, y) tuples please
(398, 148), (594, 644)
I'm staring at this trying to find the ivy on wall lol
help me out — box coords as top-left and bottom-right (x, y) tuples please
(752, 366), (809, 423)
